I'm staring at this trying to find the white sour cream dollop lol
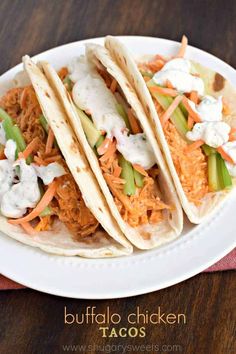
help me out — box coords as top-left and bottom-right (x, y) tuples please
(33, 162), (66, 185)
(1, 159), (41, 218)
(188, 96), (223, 122)
(186, 122), (230, 148)
(70, 57), (126, 138)
(153, 58), (204, 95)
(0, 122), (6, 145)
(115, 130), (156, 169)
(4, 140), (17, 161)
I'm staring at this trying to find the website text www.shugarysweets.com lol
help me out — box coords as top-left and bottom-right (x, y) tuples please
(64, 306), (186, 338)
(61, 343), (183, 352)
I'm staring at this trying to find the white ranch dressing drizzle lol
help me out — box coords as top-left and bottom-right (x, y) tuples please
(0, 138), (65, 218)
(0, 122), (6, 145)
(186, 122), (230, 148)
(1, 159), (41, 218)
(153, 58), (204, 95)
(188, 96), (223, 122)
(33, 162), (66, 185)
(70, 56), (156, 169)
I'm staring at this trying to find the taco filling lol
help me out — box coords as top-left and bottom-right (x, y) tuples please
(138, 35), (235, 206)
(0, 85), (99, 236)
(58, 59), (170, 228)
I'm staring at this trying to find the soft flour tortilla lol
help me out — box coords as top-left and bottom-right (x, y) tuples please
(0, 56), (133, 258)
(105, 36), (236, 224)
(42, 44), (183, 250)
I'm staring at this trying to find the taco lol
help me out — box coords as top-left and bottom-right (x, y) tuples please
(104, 35), (236, 224)
(41, 43), (183, 249)
(0, 56), (132, 258)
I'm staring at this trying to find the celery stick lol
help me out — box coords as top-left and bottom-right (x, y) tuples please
(0, 107), (14, 125)
(208, 154), (221, 191)
(63, 76), (72, 91)
(95, 135), (105, 148)
(39, 114), (49, 132)
(202, 144), (216, 156)
(140, 71), (153, 78)
(76, 108), (101, 147)
(119, 155), (136, 196)
(147, 81), (188, 138)
(134, 169), (144, 188)
(217, 153), (232, 190)
(39, 206), (53, 217)
(116, 103), (131, 130)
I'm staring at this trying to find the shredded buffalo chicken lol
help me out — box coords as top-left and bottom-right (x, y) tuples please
(154, 101), (208, 205)
(0, 86), (99, 237)
(100, 148), (170, 228)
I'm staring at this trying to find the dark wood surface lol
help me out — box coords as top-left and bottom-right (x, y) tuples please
(0, 0), (235, 353)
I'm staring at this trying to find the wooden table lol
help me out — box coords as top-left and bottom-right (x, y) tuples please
(0, 1), (235, 353)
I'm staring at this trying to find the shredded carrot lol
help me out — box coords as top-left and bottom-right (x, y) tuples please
(186, 139), (204, 152)
(133, 164), (148, 177)
(9, 181), (58, 225)
(97, 137), (113, 155)
(99, 141), (117, 162)
(21, 222), (37, 235)
(217, 146), (234, 164)
(146, 60), (165, 72)
(149, 85), (178, 97)
(110, 79), (118, 93)
(187, 115), (194, 130)
(21, 137), (39, 160)
(160, 95), (183, 126)
(113, 164), (122, 178)
(45, 128), (54, 154)
(166, 80), (174, 89)
(34, 156), (47, 166)
(190, 91), (199, 104)
(0, 148), (5, 160)
(177, 35), (188, 58)
(182, 97), (201, 123)
(127, 109), (142, 134)
(35, 216), (51, 232)
(229, 127), (236, 141)
(44, 155), (61, 163)
(222, 97), (231, 115)
(57, 67), (69, 81)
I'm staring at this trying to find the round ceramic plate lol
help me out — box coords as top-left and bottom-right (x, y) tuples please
(0, 36), (235, 299)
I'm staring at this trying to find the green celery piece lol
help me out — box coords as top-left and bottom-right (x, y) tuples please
(95, 135), (105, 148)
(202, 144), (216, 156)
(217, 153), (232, 190)
(0, 107), (14, 125)
(179, 102), (188, 118)
(147, 81), (188, 138)
(116, 103), (131, 130)
(39, 206), (53, 217)
(133, 169), (144, 188)
(0, 108), (30, 162)
(39, 114), (59, 149)
(119, 155), (136, 196)
(39, 114), (49, 133)
(12, 126), (26, 152)
(76, 108), (101, 147)
(208, 154), (221, 191)
(140, 71), (153, 78)
(63, 76), (72, 91)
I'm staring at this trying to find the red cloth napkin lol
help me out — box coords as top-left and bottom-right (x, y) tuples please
(0, 248), (235, 290)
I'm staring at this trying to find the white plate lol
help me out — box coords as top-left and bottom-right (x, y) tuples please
(0, 36), (235, 299)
